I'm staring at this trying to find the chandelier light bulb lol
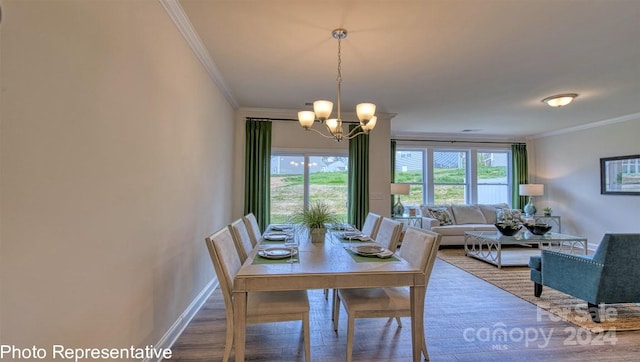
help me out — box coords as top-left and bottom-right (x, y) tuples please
(297, 111), (316, 128)
(356, 103), (376, 122)
(313, 100), (333, 121)
(361, 116), (377, 132)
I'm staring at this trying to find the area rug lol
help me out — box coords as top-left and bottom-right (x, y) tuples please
(437, 248), (640, 333)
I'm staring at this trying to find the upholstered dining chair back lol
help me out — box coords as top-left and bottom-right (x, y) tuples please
(360, 212), (382, 239)
(229, 218), (254, 263)
(373, 217), (403, 251)
(205, 227), (242, 319)
(398, 227), (442, 283)
(243, 213), (262, 246)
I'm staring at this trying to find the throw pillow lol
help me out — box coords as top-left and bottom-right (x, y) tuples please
(428, 208), (453, 226)
(450, 205), (487, 224)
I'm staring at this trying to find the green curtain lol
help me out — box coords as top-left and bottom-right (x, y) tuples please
(244, 119), (272, 232)
(511, 143), (528, 210)
(390, 140), (397, 214)
(348, 124), (369, 230)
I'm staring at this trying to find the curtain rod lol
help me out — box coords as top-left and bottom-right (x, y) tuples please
(247, 117), (361, 124)
(392, 138), (524, 145)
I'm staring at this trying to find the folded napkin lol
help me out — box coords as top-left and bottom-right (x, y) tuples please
(270, 225), (293, 231)
(376, 249), (394, 258)
(263, 233), (288, 241)
(332, 224), (356, 231)
(343, 235), (372, 242)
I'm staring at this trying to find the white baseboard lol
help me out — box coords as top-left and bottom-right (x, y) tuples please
(145, 279), (217, 362)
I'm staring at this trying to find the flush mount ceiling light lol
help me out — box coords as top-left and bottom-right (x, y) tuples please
(297, 28), (376, 142)
(541, 93), (578, 107)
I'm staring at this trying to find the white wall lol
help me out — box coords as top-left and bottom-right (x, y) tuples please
(0, 0), (233, 353)
(530, 117), (640, 248)
(233, 109), (393, 220)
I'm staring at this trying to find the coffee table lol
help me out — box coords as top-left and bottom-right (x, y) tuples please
(464, 231), (588, 268)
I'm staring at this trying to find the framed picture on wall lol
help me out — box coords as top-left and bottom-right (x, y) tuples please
(600, 154), (640, 195)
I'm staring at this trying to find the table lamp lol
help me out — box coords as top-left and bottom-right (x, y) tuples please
(390, 183), (410, 216)
(519, 184), (544, 216)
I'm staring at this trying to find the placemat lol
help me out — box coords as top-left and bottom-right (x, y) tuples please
(344, 248), (399, 263)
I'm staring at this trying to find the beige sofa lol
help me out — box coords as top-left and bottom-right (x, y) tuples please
(420, 203), (510, 246)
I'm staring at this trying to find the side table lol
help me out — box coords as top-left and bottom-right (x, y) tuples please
(392, 215), (423, 229)
(522, 215), (561, 233)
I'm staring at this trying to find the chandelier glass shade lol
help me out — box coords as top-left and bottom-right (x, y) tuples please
(297, 28), (377, 142)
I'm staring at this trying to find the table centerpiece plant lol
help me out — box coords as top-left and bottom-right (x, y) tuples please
(290, 201), (340, 243)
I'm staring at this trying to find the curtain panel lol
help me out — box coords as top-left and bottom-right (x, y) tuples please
(511, 143), (528, 210)
(348, 125), (369, 230)
(390, 140), (397, 215)
(244, 119), (272, 232)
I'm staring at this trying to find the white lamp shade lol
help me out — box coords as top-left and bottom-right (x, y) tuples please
(325, 118), (340, 133)
(390, 183), (410, 195)
(519, 184), (544, 196)
(361, 116), (377, 131)
(356, 103), (376, 122)
(297, 111), (315, 128)
(313, 100), (333, 121)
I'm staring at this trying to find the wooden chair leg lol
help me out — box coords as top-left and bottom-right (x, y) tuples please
(333, 292), (341, 331)
(422, 335), (429, 361)
(303, 312), (311, 361)
(223, 318), (233, 362)
(324, 288), (329, 300)
(346, 315), (355, 362)
(395, 316), (402, 327)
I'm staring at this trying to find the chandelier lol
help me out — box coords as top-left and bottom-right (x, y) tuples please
(297, 28), (377, 142)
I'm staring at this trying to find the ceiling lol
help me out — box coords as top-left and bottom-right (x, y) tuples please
(177, 0), (640, 140)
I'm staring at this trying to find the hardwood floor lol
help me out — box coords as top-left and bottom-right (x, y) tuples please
(168, 257), (640, 361)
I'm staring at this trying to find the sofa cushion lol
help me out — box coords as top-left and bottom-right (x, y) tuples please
(431, 224), (476, 235)
(427, 208), (453, 226)
(472, 224), (498, 232)
(478, 203), (509, 224)
(450, 205), (487, 224)
(431, 224), (493, 235)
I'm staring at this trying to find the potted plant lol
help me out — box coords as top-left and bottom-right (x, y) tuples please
(543, 207), (552, 216)
(291, 201), (340, 243)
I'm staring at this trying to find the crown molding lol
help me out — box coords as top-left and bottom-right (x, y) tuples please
(528, 111), (640, 140)
(159, 0), (238, 108)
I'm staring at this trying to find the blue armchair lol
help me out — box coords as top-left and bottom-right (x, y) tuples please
(529, 233), (640, 323)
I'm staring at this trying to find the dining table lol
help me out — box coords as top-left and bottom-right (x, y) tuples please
(232, 225), (428, 361)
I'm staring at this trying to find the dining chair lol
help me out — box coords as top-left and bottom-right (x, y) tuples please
(205, 227), (311, 362)
(228, 218), (255, 263)
(360, 212), (382, 239)
(333, 227), (442, 362)
(330, 217), (403, 318)
(372, 217), (403, 252)
(243, 213), (262, 246)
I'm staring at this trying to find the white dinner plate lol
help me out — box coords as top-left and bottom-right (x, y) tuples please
(258, 247), (298, 259)
(350, 245), (385, 257)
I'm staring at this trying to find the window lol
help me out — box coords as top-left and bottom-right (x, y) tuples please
(476, 151), (509, 204)
(433, 150), (467, 204)
(394, 145), (512, 206)
(270, 153), (348, 223)
(393, 150), (424, 206)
